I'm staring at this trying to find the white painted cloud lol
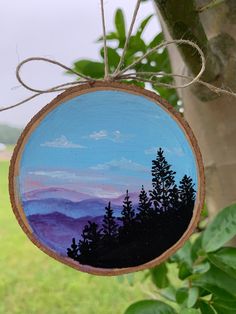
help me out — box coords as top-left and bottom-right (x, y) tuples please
(41, 135), (86, 149)
(28, 169), (108, 183)
(28, 170), (77, 179)
(112, 130), (122, 142)
(89, 130), (108, 140)
(90, 158), (148, 172)
(145, 146), (184, 157)
(87, 129), (133, 143)
(83, 186), (122, 199)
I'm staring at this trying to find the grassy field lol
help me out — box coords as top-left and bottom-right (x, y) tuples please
(0, 161), (148, 314)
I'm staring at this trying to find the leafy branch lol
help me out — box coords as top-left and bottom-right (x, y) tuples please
(67, 8), (178, 108)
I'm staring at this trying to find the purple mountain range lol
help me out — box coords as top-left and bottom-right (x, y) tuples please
(23, 188), (139, 218)
(24, 187), (139, 255)
(23, 187), (92, 203)
(23, 187), (139, 205)
(28, 212), (107, 255)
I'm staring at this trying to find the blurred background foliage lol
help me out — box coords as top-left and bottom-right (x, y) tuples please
(0, 124), (22, 145)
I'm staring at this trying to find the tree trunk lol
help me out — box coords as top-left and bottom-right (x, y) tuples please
(153, 0), (236, 218)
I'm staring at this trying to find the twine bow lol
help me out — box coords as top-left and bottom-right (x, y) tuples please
(1, 0), (235, 113)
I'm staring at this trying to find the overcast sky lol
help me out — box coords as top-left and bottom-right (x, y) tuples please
(0, 0), (161, 127)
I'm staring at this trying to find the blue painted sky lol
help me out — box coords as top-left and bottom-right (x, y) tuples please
(19, 90), (197, 199)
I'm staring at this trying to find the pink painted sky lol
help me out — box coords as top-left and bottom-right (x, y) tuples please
(22, 167), (152, 199)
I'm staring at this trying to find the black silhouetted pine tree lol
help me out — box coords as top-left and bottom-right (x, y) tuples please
(78, 221), (102, 262)
(118, 190), (136, 239)
(119, 190), (135, 226)
(149, 148), (177, 212)
(67, 238), (79, 260)
(179, 175), (196, 207)
(136, 185), (153, 223)
(67, 148), (197, 269)
(102, 201), (118, 245)
(78, 227), (90, 259)
(169, 185), (179, 210)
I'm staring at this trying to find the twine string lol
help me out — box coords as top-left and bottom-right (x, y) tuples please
(113, 0), (142, 75)
(16, 57), (93, 93)
(1, 0), (236, 113)
(113, 39), (206, 89)
(100, 0), (109, 79)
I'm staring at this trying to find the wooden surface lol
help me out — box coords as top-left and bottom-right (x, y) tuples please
(9, 81), (205, 276)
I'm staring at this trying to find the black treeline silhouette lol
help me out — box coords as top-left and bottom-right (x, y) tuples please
(67, 148), (196, 268)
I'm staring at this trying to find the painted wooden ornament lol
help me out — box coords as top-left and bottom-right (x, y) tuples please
(9, 82), (204, 275)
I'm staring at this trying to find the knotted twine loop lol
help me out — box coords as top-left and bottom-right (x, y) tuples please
(1, 0), (236, 112)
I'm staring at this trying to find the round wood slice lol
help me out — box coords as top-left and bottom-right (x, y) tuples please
(9, 81), (205, 276)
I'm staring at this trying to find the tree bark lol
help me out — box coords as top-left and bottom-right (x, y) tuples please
(153, 0), (236, 218)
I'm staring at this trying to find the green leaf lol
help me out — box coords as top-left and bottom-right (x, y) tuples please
(171, 241), (193, 267)
(159, 286), (176, 302)
(202, 204), (236, 252)
(179, 262), (192, 280)
(187, 287), (199, 308)
(120, 80), (145, 88)
(149, 33), (164, 48)
(199, 284), (236, 302)
(150, 263), (169, 289)
(201, 204), (209, 219)
(136, 15), (153, 37)
(97, 32), (119, 42)
(198, 287), (212, 297)
(199, 301), (217, 314)
(176, 287), (199, 308)
(192, 262), (210, 277)
(191, 235), (203, 262)
(115, 9), (126, 40)
(212, 298), (236, 314)
(208, 247), (236, 279)
(128, 36), (146, 53)
(153, 86), (178, 108)
(176, 288), (188, 305)
(181, 309), (200, 314)
(194, 264), (236, 298)
(124, 300), (176, 314)
(100, 47), (120, 70)
(73, 60), (104, 79)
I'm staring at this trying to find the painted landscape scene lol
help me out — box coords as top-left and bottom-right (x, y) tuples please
(18, 90), (198, 269)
